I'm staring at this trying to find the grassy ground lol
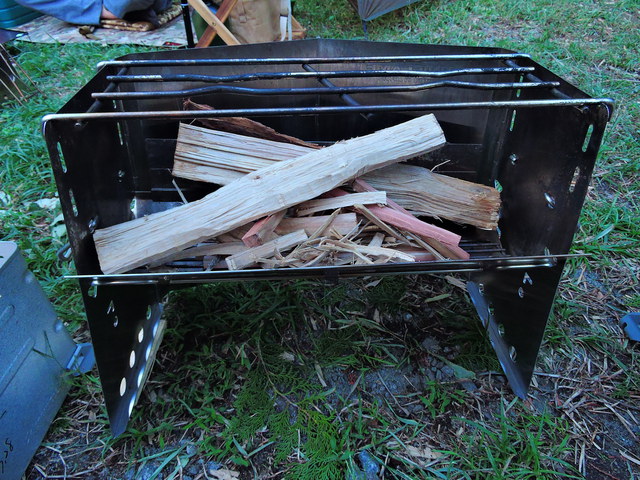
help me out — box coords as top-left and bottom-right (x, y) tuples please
(1, 0), (639, 478)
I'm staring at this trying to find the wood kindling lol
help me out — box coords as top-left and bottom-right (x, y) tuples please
(225, 230), (309, 270)
(275, 213), (358, 237)
(94, 114), (446, 274)
(241, 210), (287, 247)
(295, 191), (387, 216)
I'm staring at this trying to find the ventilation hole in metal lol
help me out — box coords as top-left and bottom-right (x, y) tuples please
(569, 166), (580, 193)
(145, 343), (153, 361)
(517, 287), (525, 298)
(113, 315), (119, 327)
(137, 328), (144, 343)
(544, 193), (556, 209)
(68, 189), (79, 216)
(137, 366), (145, 388)
(152, 321), (160, 337)
(107, 300), (115, 314)
(128, 395), (136, 416)
(509, 110), (517, 131)
(494, 180), (503, 193)
(509, 346), (517, 361)
(146, 305), (153, 320)
(498, 324), (505, 337)
(523, 272), (533, 285)
(116, 122), (125, 146)
(129, 350), (136, 368)
(56, 143), (67, 173)
(119, 377), (126, 396)
(582, 124), (593, 153)
(88, 217), (98, 233)
(87, 283), (98, 298)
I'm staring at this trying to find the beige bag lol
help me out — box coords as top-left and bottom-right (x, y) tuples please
(227, 0), (291, 44)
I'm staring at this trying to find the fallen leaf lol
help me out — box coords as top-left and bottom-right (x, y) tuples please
(209, 468), (240, 479)
(405, 445), (442, 460)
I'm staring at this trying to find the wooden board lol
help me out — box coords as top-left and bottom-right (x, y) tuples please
(94, 114), (445, 273)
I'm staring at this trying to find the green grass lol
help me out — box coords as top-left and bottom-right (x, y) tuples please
(3, 0), (639, 478)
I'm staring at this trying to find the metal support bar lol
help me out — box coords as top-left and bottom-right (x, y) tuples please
(97, 53), (533, 69)
(105, 66), (536, 84)
(43, 98), (615, 122)
(91, 80), (560, 100)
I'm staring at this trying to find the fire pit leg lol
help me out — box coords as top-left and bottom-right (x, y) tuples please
(468, 261), (565, 397)
(79, 281), (165, 436)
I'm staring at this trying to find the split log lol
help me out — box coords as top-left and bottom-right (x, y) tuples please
(362, 164), (500, 230)
(94, 114), (446, 274)
(295, 192), (386, 216)
(226, 230), (308, 270)
(172, 123), (499, 229)
(172, 123), (311, 185)
(241, 210), (286, 247)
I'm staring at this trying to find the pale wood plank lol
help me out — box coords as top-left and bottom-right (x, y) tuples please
(94, 114), (445, 273)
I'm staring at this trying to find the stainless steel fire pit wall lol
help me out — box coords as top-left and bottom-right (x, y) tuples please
(42, 40), (613, 435)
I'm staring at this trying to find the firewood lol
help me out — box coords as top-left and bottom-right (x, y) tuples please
(295, 192), (387, 216)
(94, 114), (446, 274)
(275, 213), (357, 237)
(352, 179), (469, 260)
(184, 100), (321, 148)
(241, 210), (286, 247)
(324, 188), (462, 247)
(172, 123), (499, 230)
(173, 123), (311, 185)
(362, 164), (500, 230)
(226, 230), (308, 270)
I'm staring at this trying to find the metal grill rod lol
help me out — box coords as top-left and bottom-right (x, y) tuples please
(105, 66), (536, 84)
(97, 53), (532, 69)
(93, 81), (560, 100)
(43, 97), (615, 122)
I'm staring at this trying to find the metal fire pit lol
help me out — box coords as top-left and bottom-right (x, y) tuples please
(42, 39), (613, 435)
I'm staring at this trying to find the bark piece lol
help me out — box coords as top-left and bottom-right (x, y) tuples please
(94, 114), (446, 274)
(184, 100), (321, 148)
